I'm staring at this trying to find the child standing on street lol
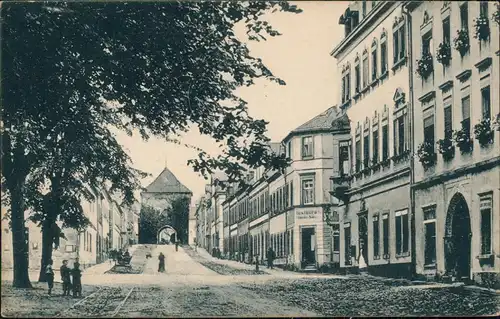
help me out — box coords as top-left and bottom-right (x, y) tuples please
(60, 260), (72, 296)
(71, 262), (82, 298)
(45, 259), (55, 295)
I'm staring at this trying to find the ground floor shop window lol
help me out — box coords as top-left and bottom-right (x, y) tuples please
(423, 206), (436, 266)
(372, 215), (380, 259)
(382, 213), (389, 258)
(344, 223), (351, 265)
(480, 194), (493, 255)
(395, 209), (409, 255)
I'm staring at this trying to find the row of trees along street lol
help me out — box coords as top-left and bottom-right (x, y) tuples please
(1, 2), (299, 287)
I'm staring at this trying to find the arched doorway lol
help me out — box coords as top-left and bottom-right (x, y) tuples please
(444, 193), (471, 281)
(157, 225), (177, 245)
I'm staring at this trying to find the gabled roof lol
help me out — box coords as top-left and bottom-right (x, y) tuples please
(143, 167), (192, 194)
(283, 106), (343, 142)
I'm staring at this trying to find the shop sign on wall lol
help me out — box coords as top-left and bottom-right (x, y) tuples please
(296, 210), (319, 220)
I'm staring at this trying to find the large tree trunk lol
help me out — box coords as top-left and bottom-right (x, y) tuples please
(38, 220), (55, 282)
(10, 184), (33, 288)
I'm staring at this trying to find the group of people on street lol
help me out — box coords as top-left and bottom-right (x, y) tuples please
(45, 259), (82, 297)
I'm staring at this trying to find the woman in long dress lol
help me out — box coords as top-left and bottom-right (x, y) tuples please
(158, 252), (166, 273)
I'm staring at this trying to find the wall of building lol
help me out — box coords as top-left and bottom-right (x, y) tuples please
(410, 1), (500, 286)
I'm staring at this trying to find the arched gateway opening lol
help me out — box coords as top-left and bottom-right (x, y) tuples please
(157, 225), (177, 245)
(444, 193), (472, 281)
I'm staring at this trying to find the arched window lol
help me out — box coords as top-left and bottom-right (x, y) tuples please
(371, 38), (378, 81)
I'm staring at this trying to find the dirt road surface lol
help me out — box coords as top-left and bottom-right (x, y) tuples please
(2, 244), (499, 317)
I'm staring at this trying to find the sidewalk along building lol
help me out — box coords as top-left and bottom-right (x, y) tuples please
(405, 1), (500, 287)
(140, 165), (193, 243)
(330, 1), (413, 278)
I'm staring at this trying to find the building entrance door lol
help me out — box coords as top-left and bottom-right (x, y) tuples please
(301, 227), (316, 268)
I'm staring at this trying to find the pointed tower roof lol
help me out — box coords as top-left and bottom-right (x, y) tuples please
(143, 167), (192, 194)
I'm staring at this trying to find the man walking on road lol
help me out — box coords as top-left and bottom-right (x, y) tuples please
(266, 247), (275, 270)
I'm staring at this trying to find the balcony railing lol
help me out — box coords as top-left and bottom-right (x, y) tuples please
(329, 175), (351, 201)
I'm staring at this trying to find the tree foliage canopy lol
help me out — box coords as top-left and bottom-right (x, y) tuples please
(1, 1), (300, 287)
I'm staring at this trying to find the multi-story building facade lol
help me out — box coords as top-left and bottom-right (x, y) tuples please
(330, 1), (413, 277)
(405, 1), (499, 286)
(1, 187), (113, 271)
(221, 106), (348, 270)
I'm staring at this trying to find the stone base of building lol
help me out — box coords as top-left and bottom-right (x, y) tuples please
(366, 262), (412, 279)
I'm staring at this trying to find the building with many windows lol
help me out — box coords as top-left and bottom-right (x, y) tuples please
(330, 1), (413, 278)
(220, 106), (349, 270)
(405, 1), (499, 286)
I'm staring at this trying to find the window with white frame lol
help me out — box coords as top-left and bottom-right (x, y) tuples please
(393, 17), (406, 64)
(443, 98), (453, 140)
(394, 112), (408, 155)
(395, 209), (409, 255)
(362, 49), (369, 87)
(480, 194), (493, 255)
(363, 131), (370, 168)
(423, 205), (436, 265)
(382, 122), (389, 161)
(461, 95), (471, 137)
(286, 141), (292, 159)
(341, 64), (351, 104)
(344, 222), (352, 265)
(371, 39), (378, 81)
(382, 213), (389, 258)
(380, 30), (388, 74)
(481, 86), (491, 120)
(355, 134), (362, 172)
(372, 126), (379, 164)
(339, 141), (351, 176)
(423, 112), (435, 150)
(301, 136), (313, 158)
(355, 55), (361, 93)
(301, 176), (315, 205)
(372, 214), (380, 259)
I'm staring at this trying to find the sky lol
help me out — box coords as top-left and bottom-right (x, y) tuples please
(114, 1), (348, 204)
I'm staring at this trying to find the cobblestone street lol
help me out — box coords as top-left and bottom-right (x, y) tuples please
(2, 245), (499, 317)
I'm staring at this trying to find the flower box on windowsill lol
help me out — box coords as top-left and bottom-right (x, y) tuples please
(416, 53), (434, 80)
(454, 129), (474, 154)
(474, 118), (494, 147)
(354, 171), (363, 179)
(396, 251), (410, 258)
(476, 254), (495, 267)
(371, 161), (381, 172)
(473, 15), (490, 42)
(437, 138), (455, 161)
(453, 29), (470, 57)
(392, 56), (407, 73)
(417, 142), (437, 168)
(362, 167), (371, 176)
(436, 42), (452, 66)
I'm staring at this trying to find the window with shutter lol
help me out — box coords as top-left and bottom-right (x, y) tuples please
(382, 214), (389, 256)
(372, 131), (379, 164)
(460, 3), (469, 31)
(480, 195), (492, 255)
(393, 30), (399, 64)
(443, 17), (451, 43)
(373, 215), (380, 258)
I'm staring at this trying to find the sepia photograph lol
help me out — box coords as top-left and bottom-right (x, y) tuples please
(1, 0), (499, 317)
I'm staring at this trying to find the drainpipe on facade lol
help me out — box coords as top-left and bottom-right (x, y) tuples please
(402, 3), (417, 280)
